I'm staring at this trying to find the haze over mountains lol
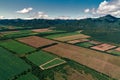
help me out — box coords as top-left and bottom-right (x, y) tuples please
(0, 15), (120, 31)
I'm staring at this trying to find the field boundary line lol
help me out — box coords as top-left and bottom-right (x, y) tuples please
(40, 58), (66, 70)
(43, 59), (66, 70)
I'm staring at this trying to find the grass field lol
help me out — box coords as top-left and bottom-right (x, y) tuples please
(0, 40), (35, 56)
(54, 34), (90, 42)
(26, 50), (65, 70)
(75, 42), (94, 48)
(43, 43), (120, 79)
(16, 73), (39, 80)
(0, 47), (31, 80)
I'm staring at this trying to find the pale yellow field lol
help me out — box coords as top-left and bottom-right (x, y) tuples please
(32, 28), (52, 33)
(54, 34), (90, 42)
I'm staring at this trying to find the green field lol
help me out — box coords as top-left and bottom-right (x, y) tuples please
(44, 32), (80, 39)
(16, 73), (39, 80)
(0, 40), (35, 55)
(26, 50), (65, 70)
(26, 50), (56, 66)
(75, 42), (94, 48)
(107, 50), (120, 56)
(0, 47), (31, 80)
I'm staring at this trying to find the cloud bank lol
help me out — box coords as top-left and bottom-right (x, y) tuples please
(0, 16), (5, 19)
(29, 12), (49, 19)
(85, 0), (120, 17)
(17, 7), (33, 14)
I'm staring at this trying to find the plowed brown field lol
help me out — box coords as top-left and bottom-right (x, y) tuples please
(91, 43), (116, 51)
(67, 39), (89, 44)
(43, 43), (120, 79)
(18, 36), (56, 48)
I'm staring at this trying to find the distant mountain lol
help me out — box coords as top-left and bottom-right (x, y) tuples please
(0, 15), (120, 31)
(98, 15), (118, 22)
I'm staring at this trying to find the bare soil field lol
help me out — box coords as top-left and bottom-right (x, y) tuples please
(115, 47), (120, 52)
(91, 43), (116, 51)
(43, 43), (120, 79)
(32, 28), (52, 33)
(54, 34), (90, 42)
(67, 39), (89, 44)
(17, 36), (56, 48)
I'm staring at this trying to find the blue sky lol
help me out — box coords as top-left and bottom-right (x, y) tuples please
(0, 0), (119, 19)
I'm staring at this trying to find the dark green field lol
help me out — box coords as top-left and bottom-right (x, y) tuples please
(0, 47), (31, 80)
(0, 40), (36, 56)
(83, 31), (120, 44)
(75, 42), (94, 48)
(26, 50), (65, 70)
(16, 73), (39, 80)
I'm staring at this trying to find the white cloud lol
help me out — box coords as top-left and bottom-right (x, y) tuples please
(56, 16), (71, 20)
(76, 16), (89, 20)
(29, 12), (49, 19)
(84, 9), (90, 13)
(0, 16), (5, 19)
(85, 0), (120, 17)
(17, 7), (33, 14)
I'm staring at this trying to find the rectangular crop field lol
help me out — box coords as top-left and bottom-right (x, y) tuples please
(32, 28), (52, 33)
(26, 50), (66, 70)
(54, 34), (90, 42)
(18, 36), (56, 48)
(16, 73), (39, 80)
(67, 39), (89, 44)
(0, 40), (35, 56)
(89, 40), (101, 45)
(0, 47), (31, 80)
(91, 43), (116, 51)
(43, 43), (120, 79)
(1, 30), (37, 39)
(44, 32), (80, 39)
(75, 42), (94, 48)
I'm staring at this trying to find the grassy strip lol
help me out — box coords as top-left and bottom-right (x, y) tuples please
(107, 50), (120, 56)
(75, 42), (94, 48)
